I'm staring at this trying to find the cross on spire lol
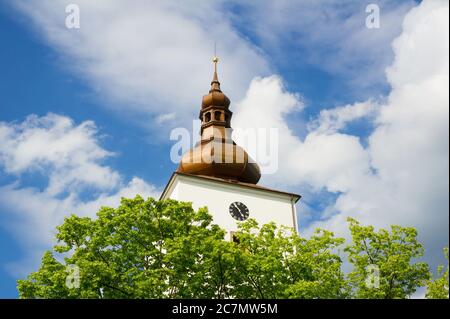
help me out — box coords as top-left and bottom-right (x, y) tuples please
(212, 42), (220, 84)
(210, 44), (221, 91)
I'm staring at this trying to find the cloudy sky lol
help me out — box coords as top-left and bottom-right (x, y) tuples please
(0, 0), (448, 298)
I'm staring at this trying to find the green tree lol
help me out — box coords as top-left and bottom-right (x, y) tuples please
(17, 196), (348, 299)
(345, 218), (430, 298)
(18, 197), (230, 298)
(232, 220), (348, 298)
(18, 197), (436, 299)
(426, 247), (449, 299)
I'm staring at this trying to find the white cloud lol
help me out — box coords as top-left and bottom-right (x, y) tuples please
(0, 113), (120, 195)
(8, 0), (417, 132)
(0, 114), (159, 277)
(233, 76), (372, 193)
(10, 0), (270, 131)
(156, 112), (176, 125)
(233, 0), (449, 273)
(309, 101), (377, 134)
(227, 0), (417, 94)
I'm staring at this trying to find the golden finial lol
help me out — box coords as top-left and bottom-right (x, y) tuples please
(212, 55), (219, 77)
(212, 42), (220, 75)
(213, 42), (219, 63)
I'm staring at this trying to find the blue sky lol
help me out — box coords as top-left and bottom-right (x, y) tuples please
(0, 0), (448, 298)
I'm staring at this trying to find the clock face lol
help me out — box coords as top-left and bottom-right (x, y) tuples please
(229, 202), (250, 221)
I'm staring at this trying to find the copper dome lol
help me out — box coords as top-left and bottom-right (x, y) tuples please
(177, 139), (261, 184)
(177, 56), (261, 184)
(201, 72), (230, 109)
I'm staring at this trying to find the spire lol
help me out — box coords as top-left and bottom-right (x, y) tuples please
(202, 55), (230, 110)
(177, 54), (261, 184)
(210, 55), (221, 92)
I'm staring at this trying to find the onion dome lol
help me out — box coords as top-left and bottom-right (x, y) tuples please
(201, 57), (230, 109)
(177, 56), (261, 184)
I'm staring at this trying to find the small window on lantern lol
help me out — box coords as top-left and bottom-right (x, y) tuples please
(214, 111), (222, 121)
(230, 231), (241, 244)
(205, 112), (211, 122)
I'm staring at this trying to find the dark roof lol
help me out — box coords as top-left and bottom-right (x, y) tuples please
(160, 172), (301, 203)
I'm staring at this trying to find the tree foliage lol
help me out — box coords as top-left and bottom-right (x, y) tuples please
(426, 248), (449, 299)
(230, 220), (348, 298)
(345, 218), (430, 298)
(17, 196), (444, 299)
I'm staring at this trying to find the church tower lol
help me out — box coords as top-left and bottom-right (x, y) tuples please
(160, 56), (300, 238)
